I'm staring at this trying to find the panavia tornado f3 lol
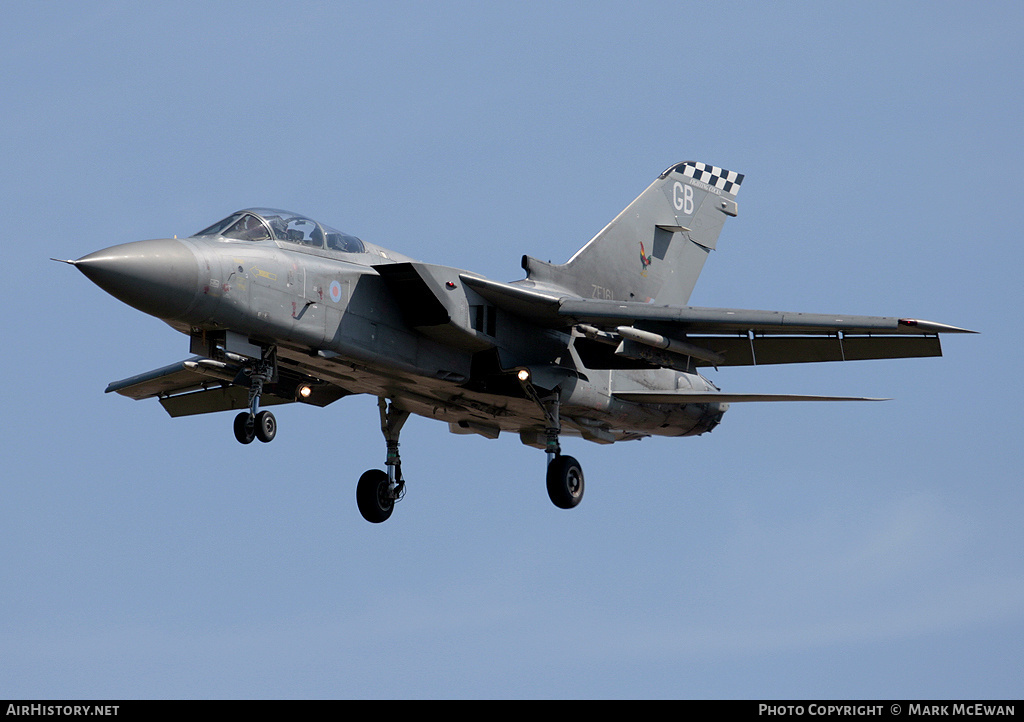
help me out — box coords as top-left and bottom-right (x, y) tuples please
(58, 161), (973, 523)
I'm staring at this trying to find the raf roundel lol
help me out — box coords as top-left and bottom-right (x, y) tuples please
(329, 280), (342, 303)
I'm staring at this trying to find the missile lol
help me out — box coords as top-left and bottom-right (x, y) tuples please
(615, 326), (726, 367)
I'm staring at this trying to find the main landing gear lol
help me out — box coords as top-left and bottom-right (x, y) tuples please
(351, 391), (584, 524)
(547, 453), (584, 510)
(518, 372), (585, 511)
(232, 349), (278, 445)
(356, 398), (410, 523)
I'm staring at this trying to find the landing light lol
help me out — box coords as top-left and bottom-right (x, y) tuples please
(517, 368), (531, 382)
(298, 385), (313, 398)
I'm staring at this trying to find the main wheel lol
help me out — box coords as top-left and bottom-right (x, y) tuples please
(546, 455), (584, 509)
(356, 469), (394, 523)
(233, 412), (255, 444)
(255, 410), (277, 443)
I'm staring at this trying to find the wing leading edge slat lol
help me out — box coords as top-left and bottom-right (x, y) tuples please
(558, 300), (975, 336)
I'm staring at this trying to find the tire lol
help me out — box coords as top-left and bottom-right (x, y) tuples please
(546, 455), (584, 509)
(356, 469), (394, 523)
(255, 410), (277, 443)
(233, 412), (255, 444)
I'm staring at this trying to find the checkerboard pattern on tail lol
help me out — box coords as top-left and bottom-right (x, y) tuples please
(672, 161), (744, 195)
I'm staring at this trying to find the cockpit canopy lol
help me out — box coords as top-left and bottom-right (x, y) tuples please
(192, 208), (365, 253)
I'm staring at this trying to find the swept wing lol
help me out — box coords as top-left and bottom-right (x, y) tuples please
(462, 275), (973, 368)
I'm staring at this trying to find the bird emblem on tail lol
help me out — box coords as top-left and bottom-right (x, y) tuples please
(639, 241), (652, 276)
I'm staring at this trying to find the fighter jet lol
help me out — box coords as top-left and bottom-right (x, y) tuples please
(58, 161), (972, 523)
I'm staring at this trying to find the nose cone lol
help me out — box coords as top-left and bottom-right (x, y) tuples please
(75, 239), (200, 320)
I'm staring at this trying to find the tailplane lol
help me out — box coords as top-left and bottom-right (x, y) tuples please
(522, 161), (743, 305)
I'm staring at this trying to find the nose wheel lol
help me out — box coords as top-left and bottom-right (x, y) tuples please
(232, 348), (278, 444)
(234, 409), (277, 444)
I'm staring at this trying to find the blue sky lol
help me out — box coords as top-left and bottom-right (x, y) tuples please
(2, 1), (1022, 699)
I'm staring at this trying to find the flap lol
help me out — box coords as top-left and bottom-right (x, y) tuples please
(159, 386), (292, 417)
(667, 334), (944, 367)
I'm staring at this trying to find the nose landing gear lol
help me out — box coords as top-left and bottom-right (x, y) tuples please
(233, 409), (277, 444)
(232, 348), (278, 444)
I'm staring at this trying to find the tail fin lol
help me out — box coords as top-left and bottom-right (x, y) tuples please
(522, 161), (743, 305)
